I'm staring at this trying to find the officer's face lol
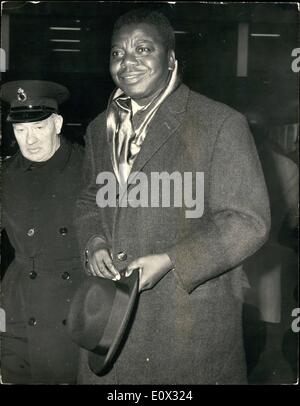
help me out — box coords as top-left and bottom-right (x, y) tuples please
(13, 114), (63, 162)
(110, 23), (175, 105)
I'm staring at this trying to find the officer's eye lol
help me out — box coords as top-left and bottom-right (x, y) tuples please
(33, 124), (44, 130)
(15, 128), (24, 132)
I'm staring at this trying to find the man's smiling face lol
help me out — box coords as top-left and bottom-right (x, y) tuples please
(110, 22), (175, 106)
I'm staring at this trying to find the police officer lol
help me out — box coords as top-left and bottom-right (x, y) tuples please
(0, 80), (85, 384)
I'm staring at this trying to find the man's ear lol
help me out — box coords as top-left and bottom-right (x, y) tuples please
(53, 113), (63, 134)
(168, 50), (176, 71)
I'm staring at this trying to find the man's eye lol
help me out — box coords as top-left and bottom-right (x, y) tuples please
(111, 50), (123, 58)
(15, 128), (24, 132)
(137, 47), (151, 53)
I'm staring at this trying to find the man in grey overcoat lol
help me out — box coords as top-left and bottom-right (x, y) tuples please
(1, 81), (85, 384)
(75, 8), (271, 384)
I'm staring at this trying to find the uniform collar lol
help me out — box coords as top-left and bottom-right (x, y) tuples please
(19, 136), (71, 172)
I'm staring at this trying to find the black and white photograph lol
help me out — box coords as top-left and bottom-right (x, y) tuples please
(0, 1), (298, 390)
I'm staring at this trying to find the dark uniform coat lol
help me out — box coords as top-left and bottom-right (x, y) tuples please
(75, 84), (271, 384)
(1, 138), (85, 384)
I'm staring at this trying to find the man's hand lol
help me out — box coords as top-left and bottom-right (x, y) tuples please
(86, 237), (121, 281)
(126, 253), (174, 292)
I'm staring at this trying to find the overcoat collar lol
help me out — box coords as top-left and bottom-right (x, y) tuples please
(17, 136), (71, 173)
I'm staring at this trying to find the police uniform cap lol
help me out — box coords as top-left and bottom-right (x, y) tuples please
(0, 80), (70, 123)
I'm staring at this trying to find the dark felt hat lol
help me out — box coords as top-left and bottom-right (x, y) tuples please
(0, 80), (69, 123)
(66, 271), (139, 376)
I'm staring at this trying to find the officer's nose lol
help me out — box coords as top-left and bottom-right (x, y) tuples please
(26, 128), (38, 145)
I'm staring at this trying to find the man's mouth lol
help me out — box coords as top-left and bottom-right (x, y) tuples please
(119, 71), (146, 83)
(27, 147), (40, 154)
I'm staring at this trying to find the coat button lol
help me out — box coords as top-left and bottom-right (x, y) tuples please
(28, 317), (37, 326)
(29, 270), (37, 279)
(61, 271), (70, 280)
(59, 227), (68, 236)
(117, 251), (127, 261)
(27, 228), (35, 237)
(62, 319), (67, 326)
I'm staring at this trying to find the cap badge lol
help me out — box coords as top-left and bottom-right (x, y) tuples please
(17, 87), (27, 102)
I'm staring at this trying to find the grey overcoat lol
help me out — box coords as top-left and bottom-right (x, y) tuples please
(1, 139), (85, 384)
(75, 83), (271, 384)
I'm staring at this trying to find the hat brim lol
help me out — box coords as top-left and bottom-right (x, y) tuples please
(7, 110), (54, 123)
(88, 270), (139, 375)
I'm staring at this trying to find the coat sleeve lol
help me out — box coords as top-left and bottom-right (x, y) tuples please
(167, 111), (271, 293)
(74, 121), (110, 265)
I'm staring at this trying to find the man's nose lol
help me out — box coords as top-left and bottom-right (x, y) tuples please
(26, 129), (38, 145)
(121, 52), (138, 67)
